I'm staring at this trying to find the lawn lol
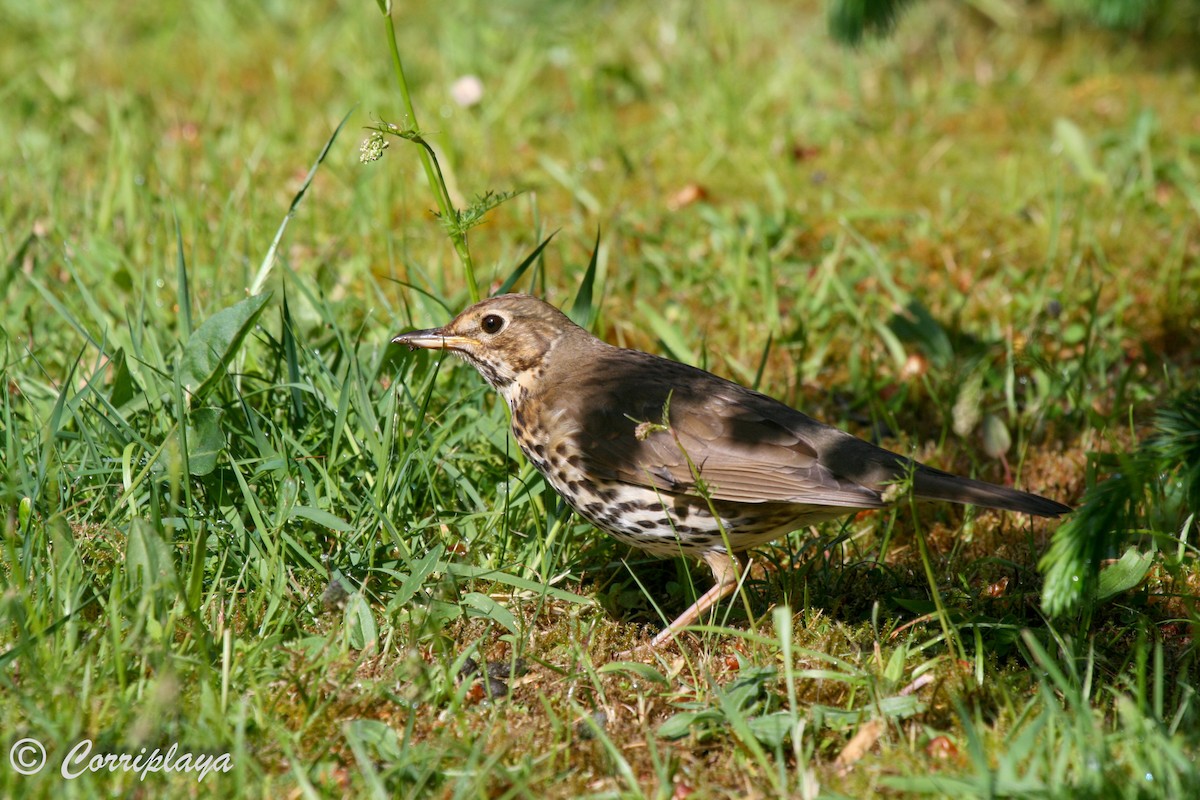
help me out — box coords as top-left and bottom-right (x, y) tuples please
(2, 0), (1199, 796)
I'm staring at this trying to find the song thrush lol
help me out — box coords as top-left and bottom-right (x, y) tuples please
(394, 294), (1070, 648)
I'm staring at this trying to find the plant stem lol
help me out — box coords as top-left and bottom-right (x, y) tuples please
(380, 8), (480, 303)
(910, 496), (967, 662)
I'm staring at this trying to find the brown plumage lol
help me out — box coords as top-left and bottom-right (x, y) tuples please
(394, 294), (1070, 648)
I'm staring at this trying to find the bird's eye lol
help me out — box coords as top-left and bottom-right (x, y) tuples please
(480, 314), (505, 334)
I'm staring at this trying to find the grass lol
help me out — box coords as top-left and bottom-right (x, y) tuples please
(2, 0), (1199, 796)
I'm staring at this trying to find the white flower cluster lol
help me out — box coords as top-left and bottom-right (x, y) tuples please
(359, 131), (389, 163)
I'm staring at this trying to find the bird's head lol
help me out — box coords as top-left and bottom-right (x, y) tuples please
(392, 294), (584, 394)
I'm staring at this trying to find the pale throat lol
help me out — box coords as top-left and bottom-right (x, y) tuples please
(498, 366), (542, 410)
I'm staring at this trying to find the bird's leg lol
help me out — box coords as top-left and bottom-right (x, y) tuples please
(650, 550), (748, 649)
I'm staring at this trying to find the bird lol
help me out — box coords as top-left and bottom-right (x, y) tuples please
(393, 293), (1071, 649)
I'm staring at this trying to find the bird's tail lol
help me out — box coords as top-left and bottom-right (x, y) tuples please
(913, 466), (1071, 517)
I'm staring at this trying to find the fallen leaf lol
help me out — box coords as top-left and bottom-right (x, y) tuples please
(667, 183), (708, 209)
(986, 576), (1010, 598)
(833, 718), (884, 775)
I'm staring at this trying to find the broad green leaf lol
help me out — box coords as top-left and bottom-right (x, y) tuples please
(178, 293), (271, 404)
(1096, 546), (1154, 601)
(462, 591), (519, 635)
(877, 693), (924, 719)
(184, 407), (224, 476)
(125, 517), (176, 599)
(344, 719), (402, 762)
(392, 544), (445, 608)
(344, 592), (378, 651)
(884, 643), (908, 685)
(17, 497), (32, 535)
(657, 709), (723, 740)
(747, 712), (797, 748)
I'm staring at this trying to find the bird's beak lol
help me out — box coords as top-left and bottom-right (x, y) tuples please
(392, 328), (477, 352)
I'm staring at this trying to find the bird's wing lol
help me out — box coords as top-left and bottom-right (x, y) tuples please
(568, 354), (885, 509)
(554, 346), (1068, 518)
